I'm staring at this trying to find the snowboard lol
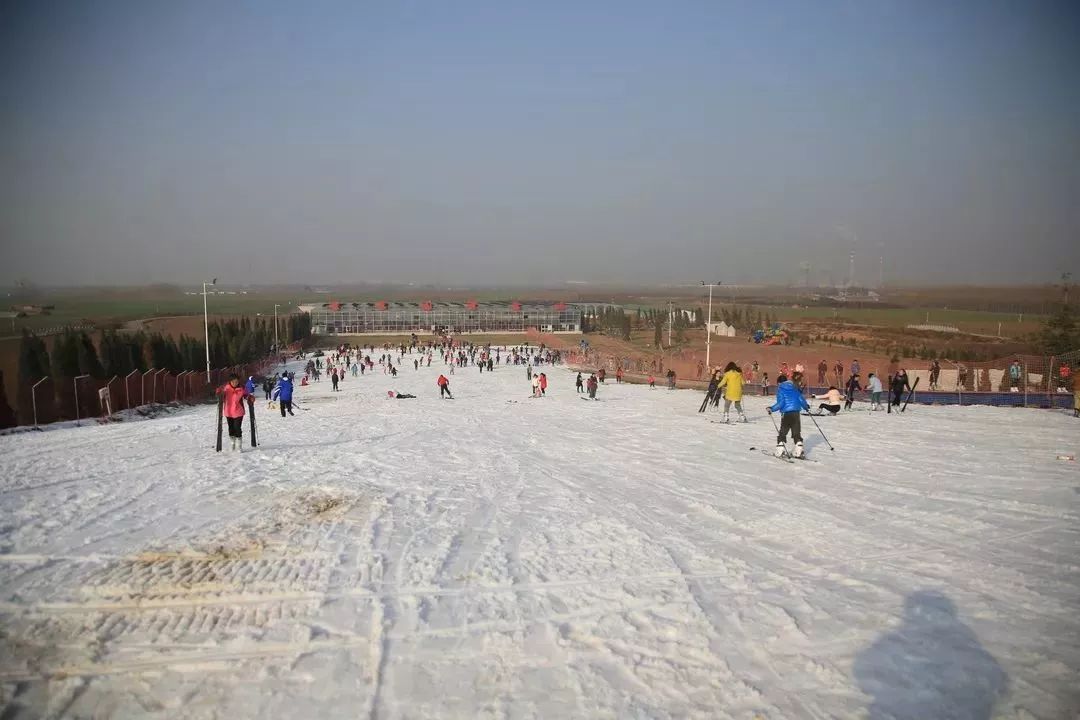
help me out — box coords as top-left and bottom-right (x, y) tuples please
(215, 395), (224, 452)
(901, 378), (920, 412)
(248, 397), (257, 447)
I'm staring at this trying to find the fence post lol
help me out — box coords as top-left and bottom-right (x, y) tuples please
(124, 369), (138, 410)
(74, 374), (90, 426)
(1023, 360), (1028, 408)
(102, 375), (117, 418)
(31, 376), (48, 429)
(1047, 356), (1055, 409)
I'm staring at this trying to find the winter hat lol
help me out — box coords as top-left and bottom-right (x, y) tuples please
(777, 374), (788, 383)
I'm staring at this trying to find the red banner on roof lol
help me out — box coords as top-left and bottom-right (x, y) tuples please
(465, 300), (478, 310)
(375, 301), (387, 310)
(511, 302), (521, 311)
(554, 302), (567, 311)
(329, 302), (342, 311)
(421, 301), (433, 311)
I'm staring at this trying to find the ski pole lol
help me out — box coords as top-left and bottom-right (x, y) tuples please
(768, 409), (779, 433)
(807, 412), (834, 451)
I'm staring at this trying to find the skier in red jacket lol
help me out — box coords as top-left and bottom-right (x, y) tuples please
(216, 374), (253, 452)
(437, 374), (453, 399)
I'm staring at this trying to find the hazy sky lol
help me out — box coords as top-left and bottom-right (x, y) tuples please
(2, 0), (1078, 288)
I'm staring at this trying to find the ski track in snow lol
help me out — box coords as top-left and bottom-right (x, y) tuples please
(1, 359), (1078, 719)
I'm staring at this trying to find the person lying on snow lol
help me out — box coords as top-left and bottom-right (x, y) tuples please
(812, 386), (842, 415)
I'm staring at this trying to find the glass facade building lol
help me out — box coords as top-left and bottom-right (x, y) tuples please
(300, 302), (581, 335)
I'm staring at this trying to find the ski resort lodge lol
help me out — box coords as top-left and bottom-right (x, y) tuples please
(300, 301), (582, 335)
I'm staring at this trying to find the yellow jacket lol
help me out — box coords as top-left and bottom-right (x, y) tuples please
(717, 370), (744, 401)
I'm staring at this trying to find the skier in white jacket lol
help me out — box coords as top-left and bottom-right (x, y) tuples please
(867, 373), (884, 410)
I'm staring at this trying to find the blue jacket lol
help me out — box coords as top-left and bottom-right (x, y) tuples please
(273, 377), (293, 402)
(769, 380), (810, 414)
(245, 377), (257, 394)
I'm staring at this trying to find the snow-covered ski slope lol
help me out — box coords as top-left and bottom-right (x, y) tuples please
(1, 359), (1078, 719)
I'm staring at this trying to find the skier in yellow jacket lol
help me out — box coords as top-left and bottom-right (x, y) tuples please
(716, 361), (748, 423)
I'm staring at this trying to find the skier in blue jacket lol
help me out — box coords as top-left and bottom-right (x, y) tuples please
(245, 376), (258, 395)
(272, 375), (295, 417)
(767, 373), (810, 458)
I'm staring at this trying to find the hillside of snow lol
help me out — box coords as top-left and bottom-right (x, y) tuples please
(1, 356), (1078, 719)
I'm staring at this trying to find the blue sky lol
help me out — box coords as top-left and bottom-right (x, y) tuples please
(1, 0), (1078, 286)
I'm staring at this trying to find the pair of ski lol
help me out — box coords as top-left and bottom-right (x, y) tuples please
(710, 418), (750, 424)
(215, 396), (257, 452)
(886, 378), (920, 414)
(751, 447), (817, 464)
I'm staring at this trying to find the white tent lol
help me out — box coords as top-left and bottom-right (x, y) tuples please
(707, 321), (736, 337)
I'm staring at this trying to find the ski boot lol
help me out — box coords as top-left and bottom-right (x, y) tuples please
(722, 412), (729, 424)
(773, 443), (787, 458)
(792, 442), (804, 459)
(230, 437), (237, 452)
(739, 413), (748, 423)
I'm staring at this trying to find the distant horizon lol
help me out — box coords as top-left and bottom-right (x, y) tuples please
(2, 279), (1070, 295)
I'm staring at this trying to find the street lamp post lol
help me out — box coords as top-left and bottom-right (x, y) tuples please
(274, 304), (281, 352)
(702, 281), (719, 369)
(667, 301), (673, 348)
(202, 279), (216, 382)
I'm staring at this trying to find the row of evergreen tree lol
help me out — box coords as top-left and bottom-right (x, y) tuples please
(18, 314), (313, 384)
(580, 308), (632, 339)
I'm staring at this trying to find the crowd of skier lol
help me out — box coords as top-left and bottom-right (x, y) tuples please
(215, 337), (1080, 458)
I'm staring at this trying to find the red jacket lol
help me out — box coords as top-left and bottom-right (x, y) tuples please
(437, 375), (449, 386)
(539, 374), (548, 389)
(217, 383), (252, 418)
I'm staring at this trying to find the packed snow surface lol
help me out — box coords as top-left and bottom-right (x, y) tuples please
(1, 358), (1078, 719)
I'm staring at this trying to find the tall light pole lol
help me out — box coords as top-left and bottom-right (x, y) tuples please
(667, 301), (673, 348)
(702, 281), (719, 369)
(203, 278), (216, 381)
(274, 304), (281, 351)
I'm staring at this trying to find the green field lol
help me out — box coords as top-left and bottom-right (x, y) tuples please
(620, 300), (1042, 338)
(760, 306), (1041, 336)
(2, 291), (318, 337)
(3, 288), (1045, 340)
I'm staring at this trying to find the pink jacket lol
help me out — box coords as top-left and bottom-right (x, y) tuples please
(217, 383), (251, 418)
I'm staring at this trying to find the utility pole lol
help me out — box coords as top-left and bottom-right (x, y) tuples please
(703, 281), (719, 369)
(667, 301), (673, 348)
(202, 278), (216, 381)
(274, 304), (281, 351)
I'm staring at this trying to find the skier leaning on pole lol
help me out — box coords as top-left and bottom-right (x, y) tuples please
(273, 373), (295, 417)
(216, 374), (253, 452)
(766, 372), (810, 458)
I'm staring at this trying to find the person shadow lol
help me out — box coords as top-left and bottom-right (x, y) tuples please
(854, 590), (1007, 720)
